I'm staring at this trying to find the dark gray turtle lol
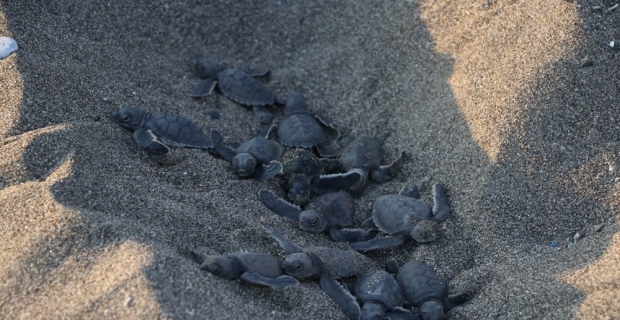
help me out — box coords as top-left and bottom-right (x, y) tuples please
(332, 183), (450, 251)
(279, 148), (362, 205)
(269, 92), (340, 157)
(210, 129), (283, 181)
(322, 135), (406, 191)
(111, 107), (213, 156)
(355, 270), (409, 320)
(396, 260), (470, 320)
(265, 226), (362, 320)
(191, 251), (298, 288)
(191, 58), (277, 124)
(258, 189), (378, 242)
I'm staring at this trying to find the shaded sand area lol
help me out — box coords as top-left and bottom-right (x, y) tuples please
(1, 0), (619, 319)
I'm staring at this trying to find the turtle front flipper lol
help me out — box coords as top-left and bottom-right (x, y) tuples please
(313, 171), (362, 194)
(190, 78), (218, 98)
(254, 161), (283, 181)
(263, 226), (302, 254)
(444, 292), (471, 312)
(133, 128), (170, 156)
(319, 272), (361, 320)
(239, 272), (299, 288)
(360, 217), (377, 230)
(329, 228), (379, 243)
(370, 151), (406, 183)
(252, 105), (274, 125)
(245, 68), (270, 78)
(258, 189), (302, 222)
(431, 184), (451, 223)
(349, 234), (410, 251)
(210, 129), (237, 162)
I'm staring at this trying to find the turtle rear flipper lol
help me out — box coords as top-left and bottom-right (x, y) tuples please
(431, 184), (451, 223)
(210, 129), (237, 162)
(258, 189), (302, 222)
(254, 161), (283, 181)
(399, 183), (420, 199)
(315, 141), (341, 158)
(239, 272), (299, 288)
(319, 273), (361, 320)
(133, 128), (170, 156)
(360, 217), (377, 230)
(313, 171), (361, 194)
(349, 234), (410, 252)
(263, 226), (301, 254)
(444, 292), (471, 312)
(329, 228), (379, 243)
(370, 151), (406, 183)
(191, 78), (217, 98)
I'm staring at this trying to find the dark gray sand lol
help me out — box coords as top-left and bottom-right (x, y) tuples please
(1, 0), (619, 319)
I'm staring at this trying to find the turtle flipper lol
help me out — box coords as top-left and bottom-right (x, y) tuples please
(254, 161), (283, 181)
(313, 171), (361, 194)
(399, 183), (421, 199)
(431, 183), (451, 223)
(349, 234), (410, 251)
(190, 78), (217, 98)
(359, 217), (377, 230)
(319, 273), (361, 320)
(329, 228), (379, 243)
(385, 307), (421, 320)
(444, 292), (471, 311)
(315, 142), (341, 158)
(210, 129), (237, 162)
(133, 128), (170, 156)
(246, 68), (270, 78)
(263, 226), (302, 254)
(315, 114), (340, 142)
(239, 272), (299, 288)
(370, 151), (406, 183)
(252, 105), (274, 125)
(265, 123), (278, 139)
(258, 189), (302, 222)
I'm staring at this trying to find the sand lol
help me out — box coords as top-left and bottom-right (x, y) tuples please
(1, 0), (619, 319)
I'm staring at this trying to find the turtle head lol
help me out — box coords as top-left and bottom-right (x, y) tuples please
(282, 252), (319, 279)
(200, 255), (243, 280)
(419, 300), (444, 320)
(232, 153), (257, 177)
(195, 58), (223, 79)
(410, 219), (439, 243)
(284, 92), (309, 115)
(299, 210), (327, 233)
(111, 107), (146, 130)
(360, 302), (386, 320)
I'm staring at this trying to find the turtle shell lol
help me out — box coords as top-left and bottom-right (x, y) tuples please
(217, 69), (275, 107)
(355, 270), (405, 310)
(396, 260), (447, 307)
(146, 113), (212, 149)
(372, 194), (430, 235)
(236, 136), (282, 165)
(233, 252), (285, 278)
(278, 113), (326, 148)
(305, 191), (355, 228)
(281, 149), (323, 176)
(339, 135), (385, 171)
(307, 247), (358, 278)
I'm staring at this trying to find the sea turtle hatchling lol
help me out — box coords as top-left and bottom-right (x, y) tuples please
(269, 92), (341, 157)
(331, 183), (451, 251)
(210, 129), (283, 181)
(395, 260), (470, 320)
(191, 251), (299, 288)
(279, 148), (362, 205)
(190, 58), (278, 124)
(257, 189), (378, 242)
(112, 107), (213, 156)
(264, 226), (363, 320)
(354, 269), (421, 320)
(322, 134), (406, 191)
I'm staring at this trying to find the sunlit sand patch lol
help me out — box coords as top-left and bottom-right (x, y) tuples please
(418, 0), (580, 161)
(0, 4), (22, 140)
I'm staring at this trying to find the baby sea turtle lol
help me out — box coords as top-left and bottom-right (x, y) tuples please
(332, 183), (450, 251)
(191, 58), (277, 124)
(269, 92), (340, 157)
(396, 260), (470, 320)
(258, 189), (378, 242)
(354, 270), (411, 320)
(210, 129), (283, 181)
(279, 148), (361, 205)
(191, 251), (298, 288)
(112, 107), (213, 156)
(322, 135), (406, 191)
(265, 226), (362, 320)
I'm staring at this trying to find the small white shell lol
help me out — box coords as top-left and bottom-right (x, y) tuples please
(0, 37), (18, 60)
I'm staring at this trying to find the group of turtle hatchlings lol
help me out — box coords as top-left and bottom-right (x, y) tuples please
(112, 58), (473, 320)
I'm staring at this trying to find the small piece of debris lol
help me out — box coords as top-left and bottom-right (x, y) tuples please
(0, 37), (18, 60)
(593, 224), (604, 232)
(124, 296), (133, 307)
(592, 5), (602, 11)
(207, 109), (220, 119)
(610, 41), (620, 52)
(94, 115), (101, 121)
(573, 232), (582, 242)
(606, 4), (619, 12)
(580, 57), (593, 68)
(550, 243), (559, 247)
